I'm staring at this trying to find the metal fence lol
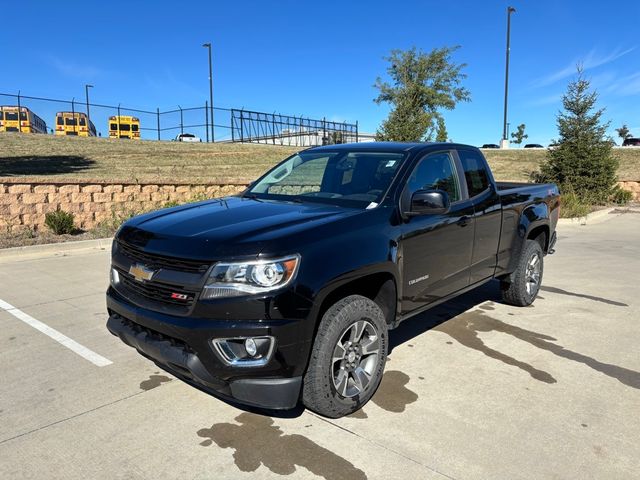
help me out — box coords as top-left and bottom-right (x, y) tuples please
(230, 109), (359, 146)
(0, 91), (358, 146)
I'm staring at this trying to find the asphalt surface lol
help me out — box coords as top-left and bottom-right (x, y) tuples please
(1, 211), (639, 480)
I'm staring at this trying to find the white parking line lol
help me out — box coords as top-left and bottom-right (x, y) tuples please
(0, 298), (112, 367)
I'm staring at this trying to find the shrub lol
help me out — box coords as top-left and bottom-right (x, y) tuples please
(190, 192), (210, 203)
(611, 186), (633, 205)
(45, 207), (75, 235)
(559, 184), (592, 218)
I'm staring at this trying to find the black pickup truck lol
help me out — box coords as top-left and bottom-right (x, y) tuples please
(107, 142), (559, 418)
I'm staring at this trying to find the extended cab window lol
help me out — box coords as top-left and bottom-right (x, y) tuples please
(458, 150), (490, 197)
(407, 152), (460, 202)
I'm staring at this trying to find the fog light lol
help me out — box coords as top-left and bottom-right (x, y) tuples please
(245, 338), (258, 357)
(211, 336), (275, 367)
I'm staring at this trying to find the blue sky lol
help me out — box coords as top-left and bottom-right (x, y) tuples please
(3, 0), (640, 145)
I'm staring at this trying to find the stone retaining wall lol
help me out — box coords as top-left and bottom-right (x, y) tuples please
(1, 179), (639, 233)
(0, 180), (248, 232)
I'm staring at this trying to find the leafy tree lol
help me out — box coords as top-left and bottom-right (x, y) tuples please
(539, 68), (618, 204)
(374, 46), (470, 141)
(435, 116), (448, 142)
(615, 124), (631, 142)
(510, 123), (528, 145)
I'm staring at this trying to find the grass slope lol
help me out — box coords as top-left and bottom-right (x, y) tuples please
(1, 132), (638, 183)
(0, 133), (297, 183)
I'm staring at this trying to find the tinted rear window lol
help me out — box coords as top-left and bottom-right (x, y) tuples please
(120, 124), (131, 131)
(66, 118), (77, 126)
(5, 112), (18, 120)
(458, 149), (490, 197)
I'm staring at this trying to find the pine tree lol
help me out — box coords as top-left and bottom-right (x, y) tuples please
(374, 46), (470, 141)
(539, 68), (618, 203)
(435, 116), (448, 142)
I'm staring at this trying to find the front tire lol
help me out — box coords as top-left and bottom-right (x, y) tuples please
(501, 239), (544, 306)
(302, 295), (388, 418)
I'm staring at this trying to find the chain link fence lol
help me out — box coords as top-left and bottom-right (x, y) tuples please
(0, 92), (358, 146)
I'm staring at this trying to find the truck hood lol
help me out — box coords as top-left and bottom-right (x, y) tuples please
(117, 196), (361, 260)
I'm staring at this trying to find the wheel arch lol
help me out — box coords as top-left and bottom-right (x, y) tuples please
(313, 269), (399, 329)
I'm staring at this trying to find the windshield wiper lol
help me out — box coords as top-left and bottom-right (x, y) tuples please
(242, 193), (263, 202)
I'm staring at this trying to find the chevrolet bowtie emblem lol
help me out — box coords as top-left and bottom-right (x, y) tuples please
(129, 263), (156, 282)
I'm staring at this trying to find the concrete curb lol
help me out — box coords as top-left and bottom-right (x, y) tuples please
(557, 207), (619, 226)
(0, 237), (113, 261)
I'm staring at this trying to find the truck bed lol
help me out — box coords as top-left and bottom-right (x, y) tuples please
(495, 181), (555, 194)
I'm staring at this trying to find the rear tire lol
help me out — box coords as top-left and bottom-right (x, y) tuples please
(302, 295), (388, 418)
(501, 239), (544, 307)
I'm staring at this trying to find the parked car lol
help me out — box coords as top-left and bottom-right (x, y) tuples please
(524, 143), (544, 148)
(106, 142), (560, 418)
(174, 133), (202, 142)
(481, 143), (500, 149)
(622, 138), (640, 147)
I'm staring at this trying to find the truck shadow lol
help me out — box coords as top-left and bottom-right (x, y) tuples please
(391, 280), (640, 389)
(0, 155), (95, 176)
(389, 280), (503, 353)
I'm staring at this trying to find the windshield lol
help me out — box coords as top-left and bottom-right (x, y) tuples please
(247, 150), (405, 207)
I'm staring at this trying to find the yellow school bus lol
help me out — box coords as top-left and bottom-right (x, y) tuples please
(55, 112), (97, 137)
(108, 115), (141, 139)
(0, 106), (47, 133)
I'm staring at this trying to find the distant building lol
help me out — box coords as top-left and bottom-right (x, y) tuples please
(237, 127), (375, 147)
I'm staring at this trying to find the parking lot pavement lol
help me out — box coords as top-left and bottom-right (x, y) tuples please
(1, 211), (639, 480)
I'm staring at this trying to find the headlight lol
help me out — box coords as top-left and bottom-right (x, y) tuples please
(201, 254), (300, 299)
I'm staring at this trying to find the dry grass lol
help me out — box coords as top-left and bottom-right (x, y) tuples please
(0, 132), (297, 183)
(1, 132), (639, 183)
(483, 147), (640, 181)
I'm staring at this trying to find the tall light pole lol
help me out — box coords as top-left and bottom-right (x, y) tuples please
(501, 6), (516, 149)
(85, 84), (93, 126)
(202, 42), (214, 142)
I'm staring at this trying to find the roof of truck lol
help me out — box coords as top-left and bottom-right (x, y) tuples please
(306, 141), (477, 153)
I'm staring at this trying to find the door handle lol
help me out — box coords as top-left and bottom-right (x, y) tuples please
(457, 216), (470, 227)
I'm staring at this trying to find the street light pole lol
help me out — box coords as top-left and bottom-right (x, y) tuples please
(85, 84), (93, 126)
(202, 42), (214, 142)
(501, 6), (516, 148)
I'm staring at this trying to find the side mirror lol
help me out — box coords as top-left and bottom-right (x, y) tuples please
(407, 190), (450, 216)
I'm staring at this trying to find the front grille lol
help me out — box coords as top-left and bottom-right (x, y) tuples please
(117, 268), (197, 308)
(117, 241), (210, 274)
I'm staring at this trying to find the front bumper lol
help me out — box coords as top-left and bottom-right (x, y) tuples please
(106, 288), (311, 410)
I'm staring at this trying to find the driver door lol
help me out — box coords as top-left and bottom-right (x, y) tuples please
(400, 150), (475, 313)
